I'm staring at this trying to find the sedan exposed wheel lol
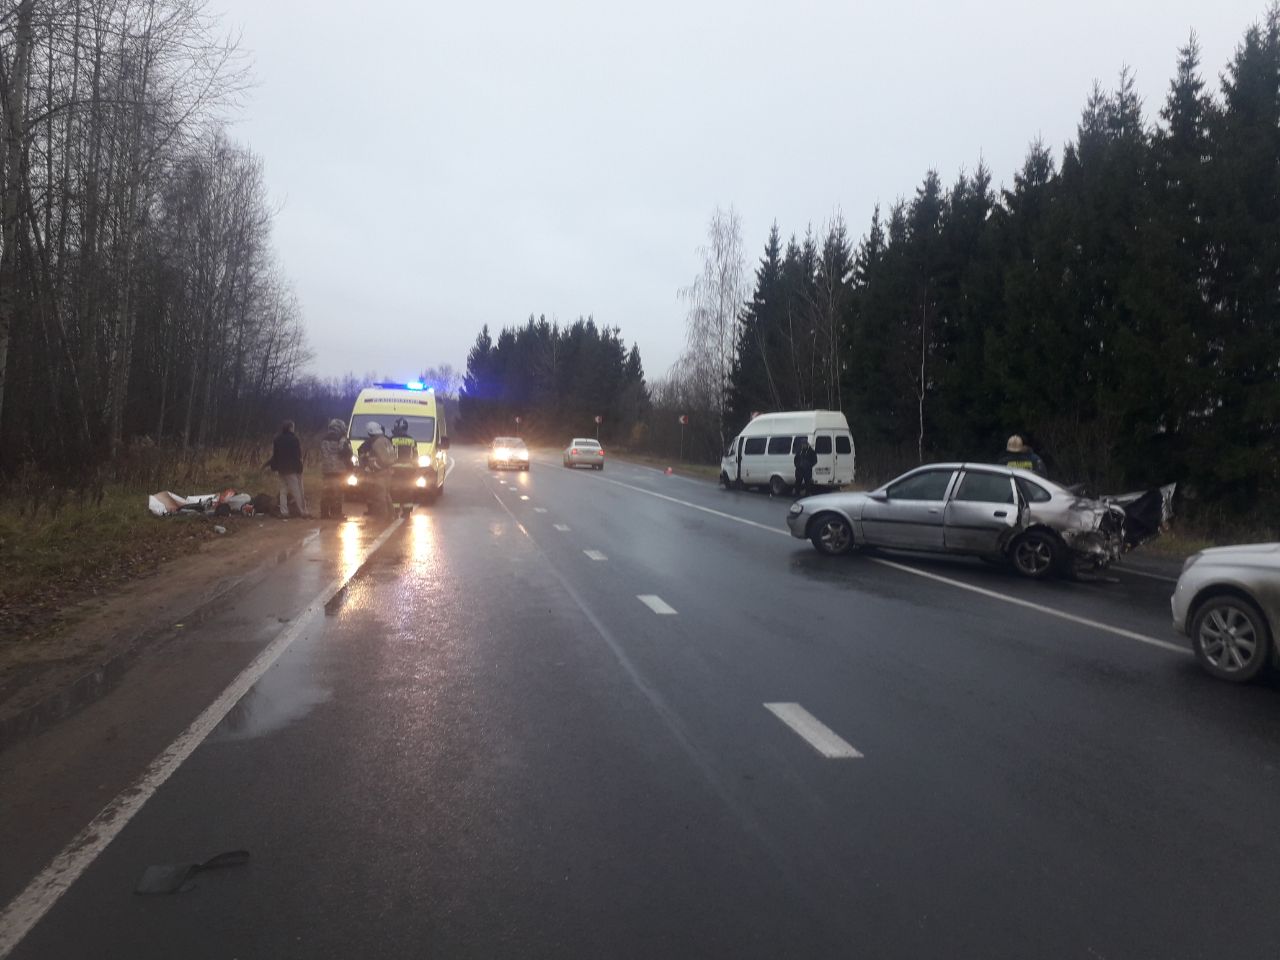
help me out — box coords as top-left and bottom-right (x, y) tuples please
(809, 513), (854, 556)
(1191, 595), (1271, 682)
(1010, 531), (1059, 580)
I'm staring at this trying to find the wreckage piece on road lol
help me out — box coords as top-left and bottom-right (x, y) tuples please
(786, 462), (1174, 580)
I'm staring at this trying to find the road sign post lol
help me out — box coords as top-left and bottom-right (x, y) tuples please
(594, 414), (602, 440)
(514, 416), (521, 437)
(678, 414), (688, 462)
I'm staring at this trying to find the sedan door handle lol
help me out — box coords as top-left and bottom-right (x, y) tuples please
(993, 510), (1008, 518)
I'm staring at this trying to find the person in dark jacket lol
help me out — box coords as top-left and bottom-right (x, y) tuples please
(318, 419), (353, 519)
(266, 420), (309, 518)
(793, 438), (818, 498)
(997, 434), (1046, 476)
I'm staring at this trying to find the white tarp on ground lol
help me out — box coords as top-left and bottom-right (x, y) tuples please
(147, 491), (217, 517)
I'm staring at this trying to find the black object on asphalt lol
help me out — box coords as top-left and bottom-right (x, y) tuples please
(134, 849), (251, 895)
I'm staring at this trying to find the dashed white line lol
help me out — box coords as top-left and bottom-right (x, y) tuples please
(583, 549), (608, 561)
(554, 524), (570, 532)
(637, 594), (677, 615)
(534, 507), (547, 513)
(519, 495), (530, 501)
(0, 518), (407, 958)
(764, 703), (863, 759)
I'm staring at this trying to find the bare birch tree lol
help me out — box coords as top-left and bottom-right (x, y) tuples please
(677, 205), (746, 451)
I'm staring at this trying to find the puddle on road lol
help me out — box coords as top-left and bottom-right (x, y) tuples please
(212, 625), (332, 742)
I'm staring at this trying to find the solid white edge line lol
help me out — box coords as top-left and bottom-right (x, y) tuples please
(1114, 566), (1179, 584)
(764, 703), (863, 759)
(561, 471), (1186, 656)
(0, 517), (406, 959)
(637, 594), (677, 615)
(866, 556), (1190, 655)
(583, 549), (608, 561)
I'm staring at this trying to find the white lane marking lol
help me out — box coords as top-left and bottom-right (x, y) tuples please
(583, 549), (608, 561)
(565, 477), (1186, 655)
(534, 507), (547, 513)
(554, 523), (570, 532)
(637, 594), (677, 615)
(0, 518), (406, 959)
(444, 455), (456, 480)
(1115, 566), (1179, 584)
(592, 475), (783, 535)
(869, 557), (1190, 655)
(764, 703), (863, 759)
(519, 495), (530, 501)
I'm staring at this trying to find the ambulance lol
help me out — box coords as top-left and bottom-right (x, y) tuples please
(346, 382), (450, 504)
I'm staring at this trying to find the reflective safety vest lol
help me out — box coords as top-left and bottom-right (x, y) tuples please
(391, 434), (417, 463)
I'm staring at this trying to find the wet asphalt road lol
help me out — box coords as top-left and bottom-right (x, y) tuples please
(5, 447), (1280, 959)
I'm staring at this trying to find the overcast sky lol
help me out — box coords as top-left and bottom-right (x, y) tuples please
(214, 0), (1266, 385)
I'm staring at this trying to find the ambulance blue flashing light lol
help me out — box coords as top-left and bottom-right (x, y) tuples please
(371, 380), (432, 392)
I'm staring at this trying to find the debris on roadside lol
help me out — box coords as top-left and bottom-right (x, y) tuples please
(134, 849), (251, 895)
(147, 488), (260, 519)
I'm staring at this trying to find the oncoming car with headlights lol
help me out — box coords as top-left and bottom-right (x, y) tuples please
(344, 382), (450, 504)
(489, 437), (529, 471)
(786, 462), (1170, 580)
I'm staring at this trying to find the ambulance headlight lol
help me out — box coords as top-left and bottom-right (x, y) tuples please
(517, 449), (529, 460)
(418, 455), (430, 468)
(346, 474), (359, 487)
(415, 477), (427, 488)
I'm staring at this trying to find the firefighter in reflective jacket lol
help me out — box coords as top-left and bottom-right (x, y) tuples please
(390, 417), (417, 464)
(998, 434), (1046, 476)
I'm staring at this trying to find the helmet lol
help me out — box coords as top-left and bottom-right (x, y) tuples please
(328, 418), (346, 435)
(393, 417), (409, 435)
(1006, 434), (1026, 453)
(366, 421), (383, 437)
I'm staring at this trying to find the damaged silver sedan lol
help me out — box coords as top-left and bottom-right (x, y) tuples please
(786, 462), (1173, 580)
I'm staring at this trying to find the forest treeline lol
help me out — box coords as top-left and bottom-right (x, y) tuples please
(676, 16), (1278, 521)
(460, 316), (648, 444)
(459, 12), (1278, 522)
(0, 0), (307, 479)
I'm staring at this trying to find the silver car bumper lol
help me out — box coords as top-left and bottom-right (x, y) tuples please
(786, 506), (809, 539)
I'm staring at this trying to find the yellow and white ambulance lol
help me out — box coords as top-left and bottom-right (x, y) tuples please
(346, 381), (450, 504)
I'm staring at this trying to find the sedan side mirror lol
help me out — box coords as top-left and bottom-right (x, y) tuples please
(439, 436), (451, 450)
(869, 491), (889, 502)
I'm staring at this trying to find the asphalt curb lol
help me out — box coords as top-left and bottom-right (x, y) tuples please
(0, 527), (322, 755)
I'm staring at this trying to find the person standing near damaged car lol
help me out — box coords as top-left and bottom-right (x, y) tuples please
(266, 420), (309, 518)
(998, 434), (1046, 476)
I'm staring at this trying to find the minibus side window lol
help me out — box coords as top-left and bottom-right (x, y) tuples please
(743, 437), (766, 456)
(766, 436), (790, 455)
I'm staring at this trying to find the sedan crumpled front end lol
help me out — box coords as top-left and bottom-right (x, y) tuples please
(1049, 500), (1129, 568)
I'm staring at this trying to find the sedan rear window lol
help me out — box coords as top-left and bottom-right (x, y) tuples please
(1016, 477), (1052, 503)
(955, 472), (1014, 504)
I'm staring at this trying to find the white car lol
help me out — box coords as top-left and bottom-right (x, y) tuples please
(1172, 543), (1280, 682)
(563, 438), (605, 470)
